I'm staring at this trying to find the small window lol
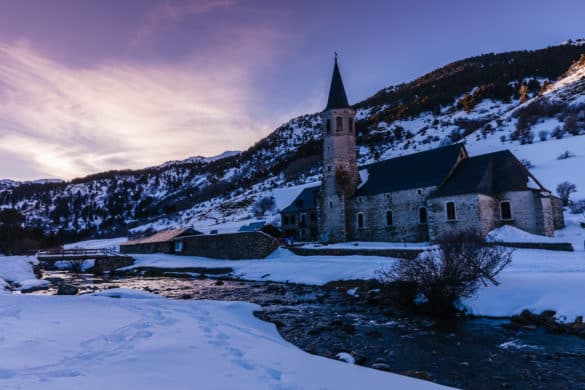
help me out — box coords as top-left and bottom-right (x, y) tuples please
(357, 197), (362, 203)
(290, 215), (296, 225)
(328, 165), (332, 172)
(386, 210), (393, 226)
(329, 201), (333, 208)
(419, 207), (428, 224)
(300, 214), (306, 225)
(310, 212), (317, 223)
(283, 215), (289, 225)
(385, 194), (390, 199)
(325, 119), (331, 134)
(356, 212), (364, 228)
(446, 202), (456, 221)
(336, 116), (343, 131)
(174, 240), (183, 253)
(500, 201), (512, 220)
(417, 189), (422, 195)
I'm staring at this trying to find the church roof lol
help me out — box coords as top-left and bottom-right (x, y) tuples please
(281, 186), (320, 213)
(431, 149), (548, 198)
(354, 143), (466, 197)
(325, 56), (350, 111)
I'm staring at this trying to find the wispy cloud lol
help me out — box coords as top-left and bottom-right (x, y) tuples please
(134, 0), (236, 44)
(0, 41), (268, 180)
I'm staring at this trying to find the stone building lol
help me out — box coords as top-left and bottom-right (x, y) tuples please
(281, 58), (564, 243)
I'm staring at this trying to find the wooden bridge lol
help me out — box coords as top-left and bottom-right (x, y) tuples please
(37, 248), (121, 261)
(37, 249), (135, 273)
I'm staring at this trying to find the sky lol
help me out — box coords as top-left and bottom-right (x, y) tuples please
(0, 0), (584, 180)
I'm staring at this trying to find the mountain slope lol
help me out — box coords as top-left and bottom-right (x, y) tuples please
(1, 42), (585, 241)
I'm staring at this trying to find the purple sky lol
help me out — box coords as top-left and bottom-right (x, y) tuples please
(0, 0), (584, 180)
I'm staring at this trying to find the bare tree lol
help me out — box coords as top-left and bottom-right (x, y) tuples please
(556, 181), (577, 206)
(252, 196), (276, 218)
(377, 230), (513, 315)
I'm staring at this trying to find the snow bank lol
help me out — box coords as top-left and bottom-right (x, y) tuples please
(462, 249), (585, 322)
(0, 256), (47, 293)
(302, 241), (433, 250)
(130, 248), (397, 285)
(0, 295), (445, 389)
(486, 225), (562, 243)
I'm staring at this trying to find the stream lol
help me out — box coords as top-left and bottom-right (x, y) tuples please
(26, 270), (585, 390)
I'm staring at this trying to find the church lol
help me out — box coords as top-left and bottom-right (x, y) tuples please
(281, 58), (565, 243)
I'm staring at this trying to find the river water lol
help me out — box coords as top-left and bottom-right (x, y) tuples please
(28, 271), (585, 389)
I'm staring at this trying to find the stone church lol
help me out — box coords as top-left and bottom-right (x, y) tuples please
(281, 58), (564, 243)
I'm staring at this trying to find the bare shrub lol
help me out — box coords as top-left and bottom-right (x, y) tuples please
(551, 126), (565, 139)
(377, 230), (513, 316)
(557, 150), (575, 160)
(252, 196), (276, 217)
(538, 130), (549, 141)
(556, 181), (577, 206)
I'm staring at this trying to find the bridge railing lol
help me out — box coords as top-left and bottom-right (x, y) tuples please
(37, 248), (119, 259)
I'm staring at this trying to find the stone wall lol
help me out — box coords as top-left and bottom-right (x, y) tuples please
(177, 231), (279, 259)
(427, 194), (483, 241)
(551, 196), (566, 229)
(347, 187), (433, 242)
(497, 191), (553, 236)
(119, 241), (173, 254)
(289, 246), (424, 260)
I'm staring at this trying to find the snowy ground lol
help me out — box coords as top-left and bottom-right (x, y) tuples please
(0, 292), (445, 389)
(63, 236), (128, 251)
(130, 248), (397, 286)
(0, 256), (48, 293)
(301, 241), (433, 250)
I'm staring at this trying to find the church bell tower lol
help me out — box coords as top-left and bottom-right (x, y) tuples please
(318, 54), (359, 243)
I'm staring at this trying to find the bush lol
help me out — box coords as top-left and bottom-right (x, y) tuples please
(564, 114), (580, 136)
(551, 126), (565, 139)
(557, 150), (576, 160)
(376, 231), (512, 316)
(252, 196), (276, 217)
(538, 130), (549, 141)
(556, 181), (577, 206)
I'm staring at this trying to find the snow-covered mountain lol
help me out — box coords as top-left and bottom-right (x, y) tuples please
(1, 42), (585, 241)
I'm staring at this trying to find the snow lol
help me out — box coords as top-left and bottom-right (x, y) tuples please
(0, 256), (48, 293)
(63, 237), (128, 251)
(486, 225), (563, 244)
(0, 294), (445, 389)
(358, 169), (369, 189)
(129, 248), (397, 285)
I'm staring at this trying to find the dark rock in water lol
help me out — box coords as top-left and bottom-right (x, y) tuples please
(57, 284), (78, 295)
(180, 294), (192, 300)
(372, 363), (392, 372)
(20, 285), (50, 294)
(402, 370), (433, 381)
(214, 280), (224, 286)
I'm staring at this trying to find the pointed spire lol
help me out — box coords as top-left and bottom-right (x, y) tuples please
(325, 53), (350, 111)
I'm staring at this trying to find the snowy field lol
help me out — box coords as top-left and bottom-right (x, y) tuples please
(0, 256), (48, 293)
(0, 292), (445, 390)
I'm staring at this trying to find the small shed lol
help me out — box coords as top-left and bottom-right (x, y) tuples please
(120, 228), (202, 254)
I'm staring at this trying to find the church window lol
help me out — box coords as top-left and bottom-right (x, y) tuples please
(446, 202), (456, 221)
(336, 116), (343, 131)
(386, 210), (393, 226)
(356, 212), (364, 229)
(419, 207), (428, 224)
(325, 119), (331, 134)
(500, 201), (512, 220)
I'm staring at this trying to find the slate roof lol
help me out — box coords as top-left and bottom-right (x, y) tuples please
(325, 57), (350, 111)
(353, 143), (466, 197)
(238, 221), (266, 232)
(121, 228), (202, 246)
(281, 186), (320, 213)
(431, 149), (548, 198)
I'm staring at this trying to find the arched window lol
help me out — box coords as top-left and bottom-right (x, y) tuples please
(336, 116), (343, 131)
(386, 210), (393, 226)
(500, 201), (512, 220)
(356, 212), (364, 229)
(419, 207), (428, 224)
(446, 202), (456, 221)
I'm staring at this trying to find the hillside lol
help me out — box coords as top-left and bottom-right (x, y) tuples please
(1, 42), (585, 241)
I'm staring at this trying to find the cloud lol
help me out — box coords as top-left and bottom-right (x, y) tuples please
(0, 41), (269, 180)
(134, 0), (237, 44)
